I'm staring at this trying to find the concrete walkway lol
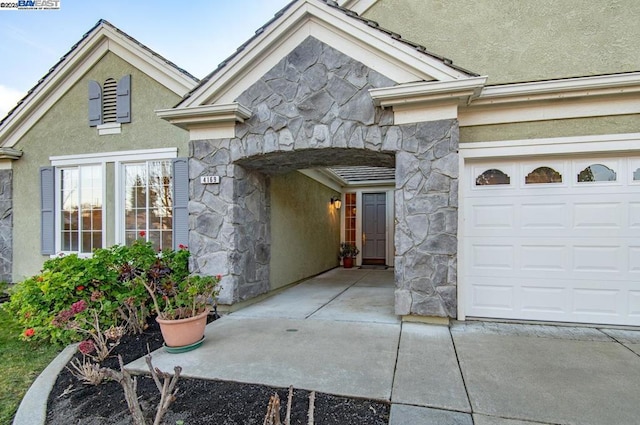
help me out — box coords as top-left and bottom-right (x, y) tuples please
(126, 268), (640, 425)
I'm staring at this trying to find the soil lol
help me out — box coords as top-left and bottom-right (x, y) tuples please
(45, 316), (390, 425)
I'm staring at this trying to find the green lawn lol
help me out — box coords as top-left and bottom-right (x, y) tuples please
(0, 304), (62, 424)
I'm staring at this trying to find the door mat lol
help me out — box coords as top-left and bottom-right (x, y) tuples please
(359, 265), (388, 270)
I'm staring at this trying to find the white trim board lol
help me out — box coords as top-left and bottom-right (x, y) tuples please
(50, 147), (177, 166)
(460, 72), (640, 126)
(460, 133), (640, 159)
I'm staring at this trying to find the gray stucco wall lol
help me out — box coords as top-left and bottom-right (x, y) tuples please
(366, 0), (640, 85)
(0, 170), (12, 282)
(270, 171), (341, 290)
(11, 52), (189, 280)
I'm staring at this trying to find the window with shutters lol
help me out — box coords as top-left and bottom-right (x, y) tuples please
(44, 149), (187, 256)
(123, 160), (173, 251)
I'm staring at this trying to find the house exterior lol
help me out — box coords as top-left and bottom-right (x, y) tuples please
(2, 0), (639, 327)
(0, 20), (198, 283)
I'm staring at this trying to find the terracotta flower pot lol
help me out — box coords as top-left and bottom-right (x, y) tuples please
(343, 257), (354, 268)
(156, 310), (209, 348)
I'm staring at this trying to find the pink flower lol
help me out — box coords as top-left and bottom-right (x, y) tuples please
(52, 309), (73, 327)
(70, 300), (88, 314)
(90, 291), (103, 302)
(216, 274), (222, 280)
(178, 244), (187, 250)
(139, 230), (146, 237)
(23, 328), (35, 338)
(78, 339), (95, 355)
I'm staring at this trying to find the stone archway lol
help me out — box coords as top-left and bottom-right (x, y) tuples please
(187, 37), (459, 319)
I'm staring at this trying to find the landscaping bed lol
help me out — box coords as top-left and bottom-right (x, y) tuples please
(45, 317), (390, 425)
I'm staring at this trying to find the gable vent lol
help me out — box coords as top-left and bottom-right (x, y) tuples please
(102, 78), (117, 123)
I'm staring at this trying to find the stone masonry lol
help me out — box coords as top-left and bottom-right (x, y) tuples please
(189, 37), (459, 317)
(0, 170), (13, 282)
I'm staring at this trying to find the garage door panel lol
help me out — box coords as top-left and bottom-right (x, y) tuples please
(573, 245), (623, 273)
(464, 156), (640, 326)
(471, 204), (514, 229)
(521, 203), (568, 229)
(572, 288), (622, 316)
(630, 203), (640, 228)
(470, 282), (514, 311)
(629, 291), (640, 317)
(630, 247), (640, 274)
(469, 243), (514, 272)
(521, 245), (567, 272)
(521, 286), (567, 313)
(573, 201), (623, 229)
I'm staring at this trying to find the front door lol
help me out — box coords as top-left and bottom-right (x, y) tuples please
(362, 193), (386, 265)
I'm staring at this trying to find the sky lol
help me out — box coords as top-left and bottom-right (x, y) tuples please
(0, 0), (292, 118)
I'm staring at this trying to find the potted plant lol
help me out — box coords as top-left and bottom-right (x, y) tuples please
(339, 243), (360, 269)
(138, 259), (221, 352)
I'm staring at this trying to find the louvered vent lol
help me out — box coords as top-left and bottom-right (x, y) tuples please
(102, 78), (117, 123)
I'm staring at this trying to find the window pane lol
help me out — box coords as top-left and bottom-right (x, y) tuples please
(633, 168), (640, 181)
(476, 169), (511, 185)
(92, 233), (101, 252)
(62, 232), (71, 252)
(125, 231), (137, 246)
(577, 164), (616, 182)
(93, 209), (102, 231)
(82, 233), (92, 253)
(161, 231), (172, 251)
(525, 167), (562, 184)
(149, 231), (161, 251)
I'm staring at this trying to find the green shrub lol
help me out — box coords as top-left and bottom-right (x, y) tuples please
(7, 240), (191, 344)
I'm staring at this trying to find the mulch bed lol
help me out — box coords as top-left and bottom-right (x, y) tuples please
(45, 316), (390, 424)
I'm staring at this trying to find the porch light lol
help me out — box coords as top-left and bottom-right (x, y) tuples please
(331, 197), (342, 209)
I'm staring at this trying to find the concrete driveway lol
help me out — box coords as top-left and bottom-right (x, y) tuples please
(128, 268), (640, 425)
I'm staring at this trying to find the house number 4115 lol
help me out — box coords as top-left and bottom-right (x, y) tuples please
(200, 175), (220, 184)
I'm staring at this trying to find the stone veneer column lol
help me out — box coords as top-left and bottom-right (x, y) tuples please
(189, 139), (270, 305)
(394, 120), (459, 318)
(0, 170), (13, 282)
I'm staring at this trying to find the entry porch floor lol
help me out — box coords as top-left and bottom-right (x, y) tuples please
(128, 268), (640, 425)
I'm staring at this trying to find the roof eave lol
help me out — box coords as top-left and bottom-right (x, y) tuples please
(0, 20), (199, 148)
(178, 0), (478, 109)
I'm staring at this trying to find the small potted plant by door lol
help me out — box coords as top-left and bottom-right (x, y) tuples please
(339, 243), (360, 269)
(139, 260), (221, 353)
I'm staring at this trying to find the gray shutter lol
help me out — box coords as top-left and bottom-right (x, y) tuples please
(40, 167), (55, 255)
(172, 158), (189, 250)
(88, 80), (102, 127)
(116, 74), (131, 123)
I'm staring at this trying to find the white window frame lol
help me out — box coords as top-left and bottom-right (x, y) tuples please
(53, 163), (106, 257)
(114, 149), (178, 247)
(50, 148), (177, 256)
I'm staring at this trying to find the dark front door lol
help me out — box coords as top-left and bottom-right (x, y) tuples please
(362, 193), (386, 265)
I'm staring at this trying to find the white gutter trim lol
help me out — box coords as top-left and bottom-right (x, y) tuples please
(475, 72), (640, 104)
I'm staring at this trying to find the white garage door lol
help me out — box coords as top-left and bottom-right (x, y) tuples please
(463, 156), (640, 326)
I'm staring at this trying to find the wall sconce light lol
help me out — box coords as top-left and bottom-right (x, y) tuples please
(331, 197), (342, 209)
